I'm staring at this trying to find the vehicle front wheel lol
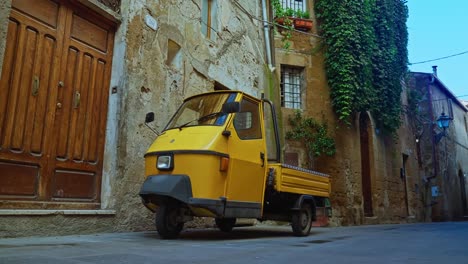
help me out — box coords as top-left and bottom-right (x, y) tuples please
(215, 218), (236, 232)
(291, 204), (313, 237)
(156, 203), (184, 239)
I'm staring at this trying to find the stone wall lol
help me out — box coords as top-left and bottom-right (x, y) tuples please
(412, 74), (468, 221)
(112, 0), (267, 232)
(405, 73), (468, 221)
(0, 0), (11, 75)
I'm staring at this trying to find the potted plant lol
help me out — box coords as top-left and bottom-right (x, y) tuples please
(293, 10), (313, 31)
(272, 0), (294, 50)
(273, 1), (294, 26)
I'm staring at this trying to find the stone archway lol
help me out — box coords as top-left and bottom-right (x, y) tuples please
(359, 112), (373, 217)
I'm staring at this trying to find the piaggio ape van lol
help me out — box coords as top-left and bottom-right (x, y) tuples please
(140, 91), (331, 239)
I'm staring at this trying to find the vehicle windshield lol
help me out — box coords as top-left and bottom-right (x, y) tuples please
(165, 93), (237, 130)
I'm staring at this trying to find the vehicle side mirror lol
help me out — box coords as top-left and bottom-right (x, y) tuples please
(222, 102), (240, 113)
(145, 112), (155, 123)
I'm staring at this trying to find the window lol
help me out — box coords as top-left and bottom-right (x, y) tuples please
(281, 65), (304, 109)
(234, 98), (262, 140)
(201, 0), (218, 40)
(165, 93), (235, 130)
(280, 0), (306, 12)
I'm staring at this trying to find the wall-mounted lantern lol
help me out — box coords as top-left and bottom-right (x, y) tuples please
(435, 112), (451, 143)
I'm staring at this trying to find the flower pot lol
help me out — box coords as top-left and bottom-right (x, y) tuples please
(294, 18), (313, 31)
(275, 17), (294, 26)
(275, 17), (285, 25)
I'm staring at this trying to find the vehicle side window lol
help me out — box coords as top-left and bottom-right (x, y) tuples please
(234, 98), (261, 140)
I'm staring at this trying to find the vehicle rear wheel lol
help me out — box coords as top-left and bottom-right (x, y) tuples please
(156, 203), (184, 239)
(291, 203), (313, 236)
(215, 218), (236, 232)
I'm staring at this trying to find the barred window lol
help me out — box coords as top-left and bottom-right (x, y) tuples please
(280, 0), (306, 13)
(280, 65), (303, 109)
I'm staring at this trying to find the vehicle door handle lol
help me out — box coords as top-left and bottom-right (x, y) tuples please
(260, 152), (265, 167)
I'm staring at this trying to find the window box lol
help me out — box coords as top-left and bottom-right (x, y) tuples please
(293, 18), (313, 31)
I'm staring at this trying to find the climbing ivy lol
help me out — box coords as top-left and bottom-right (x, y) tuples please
(315, 0), (408, 132)
(286, 111), (336, 165)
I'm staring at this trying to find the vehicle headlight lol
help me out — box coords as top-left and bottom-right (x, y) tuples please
(157, 154), (173, 170)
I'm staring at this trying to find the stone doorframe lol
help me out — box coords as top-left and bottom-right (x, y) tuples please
(0, 0), (12, 75)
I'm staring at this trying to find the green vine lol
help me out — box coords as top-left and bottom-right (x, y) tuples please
(271, 0), (311, 50)
(315, 0), (408, 133)
(286, 111), (336, 167)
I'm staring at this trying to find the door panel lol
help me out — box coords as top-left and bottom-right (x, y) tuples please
(0, 0), (115, 208)
(0, 3), (63, 201)
(50, 10), (114, 201)
(0, 161), (39, 196)
(30, 35), (57, 154)
(12, 0), (60, 29)
(52, 169), (95, 199)
(70, 14), (109, 52)
(226, 98), (267, 204)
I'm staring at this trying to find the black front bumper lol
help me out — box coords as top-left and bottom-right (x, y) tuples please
(139, 175), (261, 218)
(139, 175), (193, 205)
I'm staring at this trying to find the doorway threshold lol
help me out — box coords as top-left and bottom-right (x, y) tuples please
(0, 209), (116, 216)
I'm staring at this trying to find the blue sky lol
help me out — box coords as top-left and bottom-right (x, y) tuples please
(407, 1), (468, 98)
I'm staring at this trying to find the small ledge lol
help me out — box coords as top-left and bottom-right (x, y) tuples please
(0, 209), (116, 216)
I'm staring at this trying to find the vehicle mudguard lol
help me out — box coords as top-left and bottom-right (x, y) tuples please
(139, 175), (193, 204)
(292, 195), (317, 217)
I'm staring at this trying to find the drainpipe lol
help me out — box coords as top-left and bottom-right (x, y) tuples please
(427, 75), (439, 181)
(261, 0), (273, 68)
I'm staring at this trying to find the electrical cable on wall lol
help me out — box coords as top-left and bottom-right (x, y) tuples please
(410, 50), (468, 65)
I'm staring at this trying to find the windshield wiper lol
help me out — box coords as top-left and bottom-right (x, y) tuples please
(177, 112), (224, 130)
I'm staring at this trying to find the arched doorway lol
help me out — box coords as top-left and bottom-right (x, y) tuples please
(459, 170), (467, 215)
(360, 112), (373, 217)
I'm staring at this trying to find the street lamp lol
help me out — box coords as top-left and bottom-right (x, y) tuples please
(435, 112), (451, 143)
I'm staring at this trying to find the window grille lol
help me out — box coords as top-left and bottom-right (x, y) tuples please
(281, 66), (304, 109)
(280, 0), (306, 13)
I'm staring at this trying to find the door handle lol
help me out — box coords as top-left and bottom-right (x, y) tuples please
(73, 91), (81, 108)
(260, 152), (265, 167)
(32, 76), (39, 96)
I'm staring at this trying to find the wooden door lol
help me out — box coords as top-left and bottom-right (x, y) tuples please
(0, 0), (115, 209)
(359, 112), (373, 217)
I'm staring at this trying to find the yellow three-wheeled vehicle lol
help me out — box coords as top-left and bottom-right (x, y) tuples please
(140, 91), (331, 238)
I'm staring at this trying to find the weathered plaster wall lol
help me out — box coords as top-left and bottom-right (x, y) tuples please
(0, 0), (11, 75)
(406, 73), (468, 221)
(272, 1), (423, 226)
(428, 81), (468, 220)
(112, 0), (267, 231)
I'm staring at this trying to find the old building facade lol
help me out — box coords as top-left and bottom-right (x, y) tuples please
(407, 70), (468, 221)
(271, 0), (424, 225)
(0, 0), (268, 237)
(1, 0), (462, 238)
